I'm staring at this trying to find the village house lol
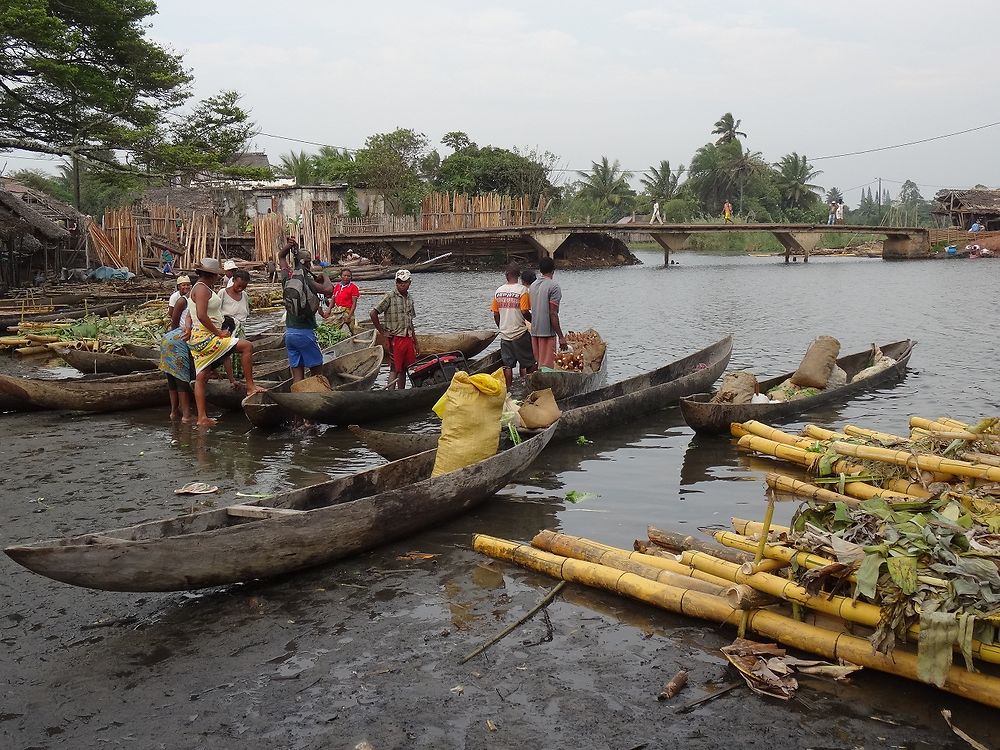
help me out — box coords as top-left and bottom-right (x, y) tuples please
(933, 187), (1000, 230)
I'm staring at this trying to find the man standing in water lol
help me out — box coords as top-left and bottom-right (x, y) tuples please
(528, 256), (566, 370)
(371, 269), (418, 390)
(278, 239), (335, 383)
(491, 265), (535, 387)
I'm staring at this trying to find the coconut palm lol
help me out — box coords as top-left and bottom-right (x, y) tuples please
(725, 149), (768, 214)
(576, 157), (635, 213)
(687, 142), (736, 212)
(825, 187), (844, 204)
(640, 160), (683, 201)
(712, 113), (747, 145)
(773, 152), (823, 208)
(279, 150), (316, 185)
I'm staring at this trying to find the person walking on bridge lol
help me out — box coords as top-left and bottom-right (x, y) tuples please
(650, 201), (663, 224)
(723, 201), (734, 223)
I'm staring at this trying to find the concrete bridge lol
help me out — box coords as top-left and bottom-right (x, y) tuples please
(328, 223), (931, 264)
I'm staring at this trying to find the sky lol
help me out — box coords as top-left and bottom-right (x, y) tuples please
(5, 0), (999, 206)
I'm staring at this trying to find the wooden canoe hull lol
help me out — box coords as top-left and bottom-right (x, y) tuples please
(60, 348), (159, 375)
(0, 301), (127, 331)
(124, 330), (287, 362)
(270, 351), (504, 425)
(361, 325), (498, 359)
(205, 331), (379, 410)
(0, 371), (168, 412)
(527, 347), (609, 400)
(4, 424), (557, 591)
(678, 339), (915, 434)
(242, 346), (385, 429)
(350, 336), (733, 459)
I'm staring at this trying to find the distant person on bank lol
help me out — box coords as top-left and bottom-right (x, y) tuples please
(723, 201), (734, 223)
(278, 239), (335, 383)
(371, 269), (418, 390)
(188, 258), (263, 426)
(528, 256), (566, 370)
(491, 265), (535, 387)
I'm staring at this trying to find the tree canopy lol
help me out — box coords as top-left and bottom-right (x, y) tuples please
(1, 0), (262, 182)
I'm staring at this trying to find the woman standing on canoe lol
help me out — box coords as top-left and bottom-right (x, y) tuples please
(160, 276), (195, 421)
(188, 258), (262, 426)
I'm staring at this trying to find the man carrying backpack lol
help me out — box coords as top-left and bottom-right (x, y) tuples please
(278, 238), (335, 382)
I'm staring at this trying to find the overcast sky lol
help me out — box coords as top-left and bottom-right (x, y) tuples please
(5, 0), (998, 205)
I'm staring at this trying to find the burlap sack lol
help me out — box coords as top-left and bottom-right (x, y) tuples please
(710, 371), (758, 405)
(291, 374), (333, 393)
(518, 388), (562, 429)
(791, 336), (840, 388)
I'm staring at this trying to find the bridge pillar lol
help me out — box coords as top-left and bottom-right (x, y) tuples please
(773, 232), (820, 264)
(882, 231), (931, 259)
(525, 232), (571, 259)
(650, 233), (690, 266)
(390, 240), (424, 260)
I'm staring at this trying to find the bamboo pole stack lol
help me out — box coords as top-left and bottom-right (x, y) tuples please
(253, 212), (285, 263)
(473, 530), (1000, 709)
(419, 191), (545, 230)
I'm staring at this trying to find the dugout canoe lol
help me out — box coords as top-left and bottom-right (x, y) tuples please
(0, 370), (167, 413)
(4, 422), (557, 591)
(205, 330), (379, 410)
(243, 346), (385, 429)
(361, 324), (498, 359)
(0, 301), (127, 332)
(270, 350), (504, 425)
(527, 344), (609, 400)
(350, 335), (733, 460)
(678, 339), (915, 435)
(123, 330), (288, 361)
(60, 348), (159, 375)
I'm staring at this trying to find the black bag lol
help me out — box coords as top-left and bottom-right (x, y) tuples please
(283, 269), (319, 319)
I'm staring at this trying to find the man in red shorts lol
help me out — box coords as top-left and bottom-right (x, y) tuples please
(371, 269), (418, 389)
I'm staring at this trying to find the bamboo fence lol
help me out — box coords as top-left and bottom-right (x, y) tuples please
(332, 215), (418, 235)
(420, 191), (547, 230)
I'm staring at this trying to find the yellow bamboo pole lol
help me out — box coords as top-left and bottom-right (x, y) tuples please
(677, 549), (1000, 666)
(938, 416), (971, 430)
(473, 535), (1000, 708)
(737, 434), (944, 490)
(530, 530), (733, 595)
(843, 425), (909, 443)
(732, 420), (816, 448)
(829, 441), (1000, 482)
(766, 473), (859, 505)
(911, 416), (958, 432)
(801, 424), (849, 441)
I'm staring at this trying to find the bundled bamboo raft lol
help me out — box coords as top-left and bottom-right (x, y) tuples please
(474, 416), (1000, 708)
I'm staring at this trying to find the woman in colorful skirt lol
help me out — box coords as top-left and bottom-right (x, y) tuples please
(159, 281), (194, 422)
(188, 258), (262, 426)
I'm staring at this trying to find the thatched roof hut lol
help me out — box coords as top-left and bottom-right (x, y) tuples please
(0, 187), (70, 242)
(932, 188), (1000, 230)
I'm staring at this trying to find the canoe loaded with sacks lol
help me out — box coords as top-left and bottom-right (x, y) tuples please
(350, 335), (734, 460)
(204, 330), (378, 410)
(679, 338), (915, 434)
(242, 346), (385, 429)
(270, 350), (505, 425)
(3, 423), (558, 591)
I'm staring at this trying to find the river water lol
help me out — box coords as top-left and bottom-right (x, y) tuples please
(2, 248), (998, 749)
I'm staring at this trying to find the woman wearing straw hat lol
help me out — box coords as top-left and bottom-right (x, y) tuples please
(188, 258), (263, 426)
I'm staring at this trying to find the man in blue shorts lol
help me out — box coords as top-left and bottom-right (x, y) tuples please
(278, 238), (335, 382)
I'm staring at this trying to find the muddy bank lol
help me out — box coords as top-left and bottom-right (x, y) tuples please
(1, 409), (996, 750)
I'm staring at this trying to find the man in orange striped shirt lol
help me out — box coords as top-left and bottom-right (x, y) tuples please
(490, 265), (535, 387)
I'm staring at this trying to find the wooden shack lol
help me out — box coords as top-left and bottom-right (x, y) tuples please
(0, 182), (83, 289)
(932, 188), (1000, 230)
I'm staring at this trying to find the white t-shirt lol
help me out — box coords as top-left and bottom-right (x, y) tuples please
(168, 290), (183, 308)
(491, 283), (530, 341)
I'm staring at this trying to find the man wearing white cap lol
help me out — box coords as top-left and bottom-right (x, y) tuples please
(371, 268), (417, 389)
(222, 259), (238, 288)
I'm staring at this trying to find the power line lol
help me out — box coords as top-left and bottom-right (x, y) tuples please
(256, 132), (358, 153)
(811, 120), (1000, 161)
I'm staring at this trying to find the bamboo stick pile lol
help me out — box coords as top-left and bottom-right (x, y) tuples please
(101, 208), (138, 271)
(87, 221), (125, 268)
(254, 212), (285, 262)
(312, 212), (331, 262)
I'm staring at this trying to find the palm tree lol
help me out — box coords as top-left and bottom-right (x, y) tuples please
(687, 143), (733, 212)
(313, 146), (356, 183)
(576, 157), (635, 215)
(725, 149), (768, 214)
(640, 160), (683, 201)
(773, 152), (823, 209)
(279, 150), (316, 185)
(712, 113), (747, 145)
(825, 187), (844, 204)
